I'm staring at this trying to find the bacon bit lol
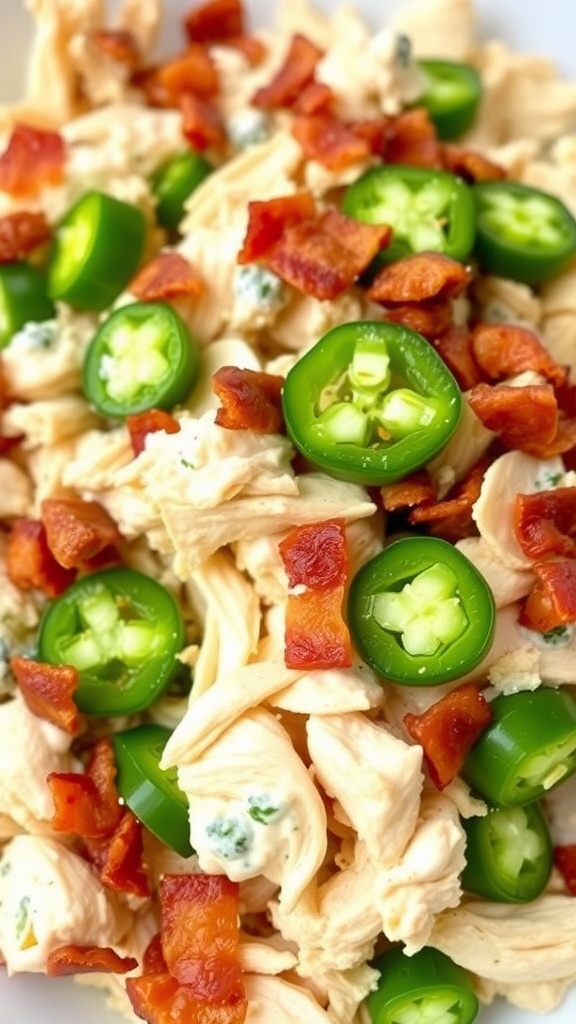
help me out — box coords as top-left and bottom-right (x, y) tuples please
(6, 518), (76, 597)
(226, 34), (267, 66)
(0, 124), (66, 198)
(293, 80), (335, 115)
(534, 414), (576, 460)
(47, 945), (138, 977)
(88, 28), (140, 69)
(126, 973), (248, 1024)
(213, 365), (284, 433)
(350, 116), (390, 156)
(184, 0), (244, 43)
(41, 497), (122, 570)
(0, 432), (22, 454)
(156, 46), (220, 103)
(130, 251), (204, 302)
(404, 682), (493, 789)
(265, 208), (391, 301)
(291, 112), (372, 169)
(367, 252), (473, 305)
(383, 300), (454, 340)
(441, 143), (507, 183)
(409, 458), (490, 543)
(471, 322), (567, 388)
(160, 874), (245, 1001)
(384, 108), (441, 168)
(143, 933), (167, 974)
(381, 470), (436, 513)
(49, 738), (123, 839)
(100, 810), (151, 899)
(430, 325), (484, 391)
(279, 519), (348, 589)
(9, 657), (80, 735)
(284, 586), (352, 670)
(514, 488), (576, 560)
(127, 408), (181, 456)
(468, 382), (558, 455)
(0, 210), (51, 263)
(252, 32), (324, 110)
(238, 192), (315, 263)
(180, 92), (228, 151)
(554, 844), (576, 896)
(519, 559), (576, 633)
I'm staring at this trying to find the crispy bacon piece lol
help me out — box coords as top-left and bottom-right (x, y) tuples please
(184, 0), (244, 43)
(0, 124), (66, 198)
(6, 517), (76, 597)
(514, 488), (576, 560)
(143, 933), (167, 974)
(238, 192), (315, 263)
(383, 300), (454, 340)
(9, 657), (80, 735)
(519, 559), (576, 633)
(284, 586), (352, 669)
(47, 945), (138, 977)
(156, 46), (219, 103)
(0, 210), (51, 263)
(431, 325), (485, 391)
(279, 519), (348, 589)
(126, 974), (247, 1024)
(294, 80), (335, 115)
(471, 323), (567, 388)
(212, 365), (284, 433)
(41, 497), (122, 570)
(291, 112), (373, 169)
(468, 382), (558, 455)
(380, 470), (436, 513)
(49, 738), (123, 839)
(367, 252), (472, 305)
(252, 32), (323, 109)
(404, 682), (493, 789)
(127, 408), (181, 456)
(180, 92), (227, 151)
(100, 810), (151, 898)
(441, 143), (507, 183)
(409, 458), (490, 543)
(554, 844), (576, 896)
(88, 28), (140, 68)
(160, 874), (245, 1001)
(384, 108), (441, 167)
(130, 251), (204, 302)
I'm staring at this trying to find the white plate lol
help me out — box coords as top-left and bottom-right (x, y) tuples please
(1, 1), (575, 1022)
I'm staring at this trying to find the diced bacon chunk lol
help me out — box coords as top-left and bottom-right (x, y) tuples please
(47, 945), (138, 976)
(380, 471), (436, 513)
(41, 497), (122, 570)
(127, 408), (181, 456)
(49, 738), (123, 839)
(184, 0), (244, 43)
(6, 517), (76, 597)
(88, 29), (140, 68)
(0, 210), (51, 263)
(212, 366), (284, 433)
(291, 113), (373, 169)
(156, 46), (219, 103)
(0, 124), (66, 198)
(431, 325), (484, 391)
(100, 810), (151, 898)
(9, 657), (80, 735)
(383, 108), (441, 167)
(279, 519), (348, 589)
(519, 559), (576, 633)
(472, 323), (567, 388)
(238, 192), (316, 263)
(441, 143), (507, 183)
(180, 93), (227, 151)
(554, 844), (576, 896)
(382, 300), (454, 340)
(514, 488), (576, 560)
(404, 682), (493, 789)
(409, 458), (491, 543)
(251, 33), (323, 110)
(284, 586), (352, 670)
(468, 382), (558, 455)
(130, 251), (204, 302)
(126, 973), (247, 1024)
(367, 252), (472, 305)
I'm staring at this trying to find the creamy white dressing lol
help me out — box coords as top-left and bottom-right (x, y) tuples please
(191, 789), (298, 879)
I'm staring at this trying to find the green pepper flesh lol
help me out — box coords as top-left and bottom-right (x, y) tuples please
(366, 946), (479, 1024)
(0, 262), (55, 349)
(416, 59), (482, 139)
(462, 801), (552, 902)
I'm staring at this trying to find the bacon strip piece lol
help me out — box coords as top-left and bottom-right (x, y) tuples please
(291, 112), (373, 170)
(380, 470), (436, 513)
(6, 518), (76, 597)
(409, 458), (491, 543)
(554, 844), (576, 896)
(472, 323), (567, 388)
(279, 519), (348, 589)
(41, 497), (122, 570)
(88, 29), (140, 69)
(9, 657), (80, 734)
(156, 45), (219, 103)
(514, 488), (576, 560)
(0, 211), (51, 263)
(47, 945), (138, 977)
(252, 32), (323, 110)
(431, 325), (484, 391)
(404, 682), (493, 790)
(519, 559), (576, 633)
(130, 251), (204, 302)
(49, 738), (123, 839)
(184, 0), (244, 42)
(238, 192), (316, 263)
(441, 143), (507, 183)
(383, 108), (441, 167)
(100, 810), (151, 898)
(180, 92), (227, 151)
(126, 974), (247, 1024)
(294, 81), (335, 115)
(383, 300), (454, 341)
(0, 124), (66, 198)
(127, 408), (181, 456)
(367, 252), (472, 305)
(468, 382), (558, 455)
(212, 365), (284, 433)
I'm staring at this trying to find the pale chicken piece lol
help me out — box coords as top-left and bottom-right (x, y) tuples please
(306, 713), (423, 869)
(427, 397), (494, 498)
(472, 451), (567, 569)
(161, 659), (302, 767)
(62, 102), (183, 180)
(61, 426), (134, 491)
(176, 216), (247, 344)
(456, 536), (535, 607)
(0, 458), (32, 517)
(0, 694), (78, 834)
(475, 975), (573, 1015)
(2, 395), (99, 449)
(270, 291), (367, 354)
(308, 964), (380, 1024)
(544, 773), (576, 846)
(473, 273), (542, 327)
(175, 708), (327, 913)
(430, 893), (576, 986)
(542, 312), (576, 379)
(239, 936), (297, 975)
(244, 974), (334, 1024)
(234, 533), (289, 606)
(0, 813), (23, 843)
(391, 0), (477, 61)
(0, 834), (132, 973)
(1, 308), (95, 401)
(270, 663), (385, 716)
(25, 438), (79, 509)
(345, 513), (385, 582)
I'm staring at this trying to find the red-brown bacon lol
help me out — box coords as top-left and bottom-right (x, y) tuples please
(519, 559), (576, 633)
(6, 517), (76, 597)
(9, 657), (80, 735)
(514, 488), (576, 560)
(0, 124), (66, 198)
(41, 497), (122, 570)
(367, 252), (473, 305)
(212, 365), (284, 433)
(404, 682), (493, 789)
(252, 32), (323, 109)
(130, 251), (205, 302)
(47, 945), (138, 977)
(49, 738), (123, 839)
(472, 322), (568, 388)
(0, 210), (51, 263)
